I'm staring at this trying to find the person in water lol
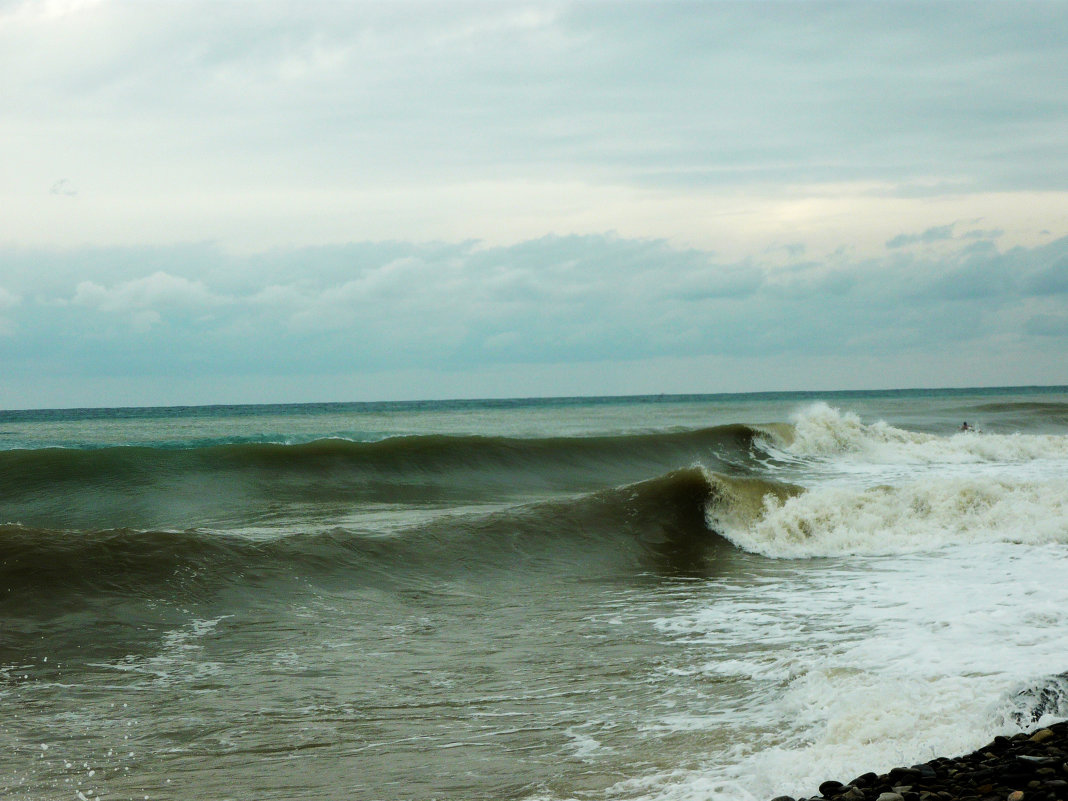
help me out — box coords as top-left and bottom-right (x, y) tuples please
(960, 421), (974, 432)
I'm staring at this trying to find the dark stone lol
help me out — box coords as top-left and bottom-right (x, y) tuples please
(1018, 755), (1057, 766)
(891, 768), (922, 780)
(820, 781), (844, 797)
(913, 765), (938, 781)
(852, 774), (879, 789)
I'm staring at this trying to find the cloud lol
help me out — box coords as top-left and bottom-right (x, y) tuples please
(1026, 314), (1068, 337)
(963, 227), (1003, 240)
(71, 271), (221, 327)
(0, 286), (20, 311)
(2, 2), (1067, 255)
(0, 232), (1063, 387)
(886, 224), (957, 249)
(49, 178), (77, 196)
(0, 285), (21, 336)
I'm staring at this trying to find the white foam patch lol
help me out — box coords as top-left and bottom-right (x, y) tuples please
(631, 541), (1068, 801)
(88, 616), (230, 682)
(716, 475), (1068, 557)
(776, 403), (1068, 468)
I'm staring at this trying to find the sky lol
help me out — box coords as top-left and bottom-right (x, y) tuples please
(1, 0), (1067, 408)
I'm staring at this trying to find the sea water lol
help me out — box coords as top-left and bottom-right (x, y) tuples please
(2, 387), (1067, 801)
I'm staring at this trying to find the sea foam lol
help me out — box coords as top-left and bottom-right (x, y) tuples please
(777, 402), (1068, 465)
(715, 476), (1068, 557)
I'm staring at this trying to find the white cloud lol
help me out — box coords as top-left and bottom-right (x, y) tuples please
(0, 0), (104, 24)
(72, 271), (221, 319)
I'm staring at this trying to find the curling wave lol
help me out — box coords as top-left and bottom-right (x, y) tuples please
(0, 424), (779, 531)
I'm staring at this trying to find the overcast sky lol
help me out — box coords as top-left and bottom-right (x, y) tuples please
(2, 0), (1067, 408)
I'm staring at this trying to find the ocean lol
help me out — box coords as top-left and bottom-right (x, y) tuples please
(2, 387), (1068, 801)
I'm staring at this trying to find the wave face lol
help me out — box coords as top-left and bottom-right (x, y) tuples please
(0, 423), (770, 531)
(0, 468), (778, 612)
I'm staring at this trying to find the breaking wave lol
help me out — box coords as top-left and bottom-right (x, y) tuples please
(711, 475), (1068, 557)
(773, 403), (1068, 464)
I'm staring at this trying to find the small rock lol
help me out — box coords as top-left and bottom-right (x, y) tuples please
(1016, 755), (1053, 765)
(876, 793), (904, 801)
(820, 781), (844, 797)
(1030, 729), (1055, 744)
(1007, 792), (1024, 801)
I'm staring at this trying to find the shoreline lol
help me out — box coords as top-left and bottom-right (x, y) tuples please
(775, 722), (1068, 801)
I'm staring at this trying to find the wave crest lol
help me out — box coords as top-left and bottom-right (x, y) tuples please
(776, 403), (1068, 465)
(713, 476), (1068, 557)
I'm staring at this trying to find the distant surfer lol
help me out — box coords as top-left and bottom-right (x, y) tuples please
(959, 421), (981, 432)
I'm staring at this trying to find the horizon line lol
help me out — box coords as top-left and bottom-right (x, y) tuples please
(3, 383), (1067, 416)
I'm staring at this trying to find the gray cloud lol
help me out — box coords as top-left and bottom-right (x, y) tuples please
(49, 178), (77, 196)
(4, 1), (1067, 197)
(1026, 314), (1068, 337)
(2, 234), (1066, 387)
(886, 225), (957, 250)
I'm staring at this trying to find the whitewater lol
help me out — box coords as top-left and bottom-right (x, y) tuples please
(1, 388), (1067, 801)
